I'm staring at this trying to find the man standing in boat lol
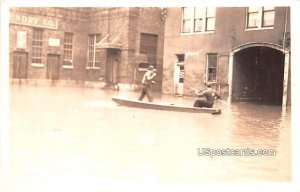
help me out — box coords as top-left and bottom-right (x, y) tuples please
(138, 65), (156, 102)
(193, 83), (221, 108)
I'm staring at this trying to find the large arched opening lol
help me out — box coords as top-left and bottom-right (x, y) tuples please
(228, 43), (290, 106)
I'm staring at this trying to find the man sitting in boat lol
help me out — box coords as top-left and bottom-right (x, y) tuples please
(138, 65), (156, 102)
(193, 83), (221, 108)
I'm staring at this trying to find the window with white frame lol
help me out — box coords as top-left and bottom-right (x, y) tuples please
(206, 53), (217, 82)
(63, 32), (73, 66)
(87, 34), (101, 68)
(182, 7), (193, 33)
(32, 29), (43, 64)
(182, 7), (215, 34)
(246, 7), (275, 29)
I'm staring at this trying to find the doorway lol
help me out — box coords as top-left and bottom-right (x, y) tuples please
(46, 54), (60, 80)
(174, 54), (185, 96)
(13, 51), (28, 79)
(229, 44), (289, 106)
(106, 49), (120, 86)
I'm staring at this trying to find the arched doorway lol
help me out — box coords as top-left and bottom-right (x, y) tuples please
(228, 43), (290, 106)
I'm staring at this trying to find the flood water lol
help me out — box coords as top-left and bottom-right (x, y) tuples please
(1, 84), (291, 191)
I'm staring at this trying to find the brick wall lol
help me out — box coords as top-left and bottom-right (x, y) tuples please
(9, 7), (165, 91)
(163, 7), (290, 101)
(9, 8), (90, 81)
(133, 8), (165, 91)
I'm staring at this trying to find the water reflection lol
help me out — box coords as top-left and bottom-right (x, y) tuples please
(229, 103), (282, 146)
(3, 85), (291, 191)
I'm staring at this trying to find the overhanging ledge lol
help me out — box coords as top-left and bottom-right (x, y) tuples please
(96, 42), (122, 50)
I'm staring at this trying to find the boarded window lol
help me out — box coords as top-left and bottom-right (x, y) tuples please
(139, 33), (158, 69)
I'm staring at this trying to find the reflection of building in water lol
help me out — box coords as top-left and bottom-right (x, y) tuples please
(9, 8), (165, 91)
(162, 7), (290, 106)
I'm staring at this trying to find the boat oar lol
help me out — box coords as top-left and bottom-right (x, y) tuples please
(190, 87), (198, 91)
(217, 99), (227, 105)
(190, 87), (202, 93)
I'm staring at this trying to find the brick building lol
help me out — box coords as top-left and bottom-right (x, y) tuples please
(9, 7), (291, 106)
(162, 7), (291, 106)
(9, 7), (165, 91)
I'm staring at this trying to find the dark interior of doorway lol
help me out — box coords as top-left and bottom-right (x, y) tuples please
(232, 46), (284, 105)
(13, 52), (28, 79)
(105, 49), (120, 88)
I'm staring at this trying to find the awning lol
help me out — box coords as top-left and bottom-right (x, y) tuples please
(95, 33), (122, 50)
(96, 42), (122, 50)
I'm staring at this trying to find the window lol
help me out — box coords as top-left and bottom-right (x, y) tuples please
(262, 7), (275, 27)
(139, 33), (158, 69)
(194, 8), (204, 32)
(182, 7), (215, 34)
(182, 7), (193, 33)
(32, 29), (43, 64)
(206, 54), (217, 82)
(63, 33), (73, 66)
(246, 7), (275, 29)
(176, 54), (185, 63)
(206, 7), (216, 31)
(87, 34), (101, 68)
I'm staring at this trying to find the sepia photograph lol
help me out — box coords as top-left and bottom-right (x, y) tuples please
(1, 0), (299, 192)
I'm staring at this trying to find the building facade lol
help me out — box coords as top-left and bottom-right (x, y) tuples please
(9, 7), (291, 106)
(9, 7), (165, 91)
(162, 7), (291, 106)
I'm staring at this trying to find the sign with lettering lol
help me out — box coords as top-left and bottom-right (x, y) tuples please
(17, 31), (26, 49)
(10, 13), (58, 30)
(185, 51), (199, 57)
(48, 38), (60, 47)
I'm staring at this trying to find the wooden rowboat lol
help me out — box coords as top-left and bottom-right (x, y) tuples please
(111, 96), (221, 114)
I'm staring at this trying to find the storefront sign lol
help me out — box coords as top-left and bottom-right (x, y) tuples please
(185, 51), (199, 57)
(48, 38), (60, 47)
(10, 13), (58, 30)
(17, 31), (27, 49)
